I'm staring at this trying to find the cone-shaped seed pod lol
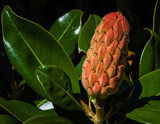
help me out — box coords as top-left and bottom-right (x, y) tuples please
(82, 12), (129, 99)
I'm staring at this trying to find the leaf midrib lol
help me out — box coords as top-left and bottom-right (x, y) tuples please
(8, 11), (43, 66)
(2, 6), (80, 93)
(36, 70), (82, 109)
(57, 13), (80, 42)
(0, 103), (23, 122)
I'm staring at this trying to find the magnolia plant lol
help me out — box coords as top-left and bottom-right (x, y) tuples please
(0, 0), (160, 124)
(81, 12), (129, 124)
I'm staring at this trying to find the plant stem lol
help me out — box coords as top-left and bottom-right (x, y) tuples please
(94, 98), (105, 124)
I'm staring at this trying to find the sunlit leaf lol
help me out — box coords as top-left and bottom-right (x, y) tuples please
(34, 99), (57, 116)
(34, 99), (54, 110)
(1, 6), (80, 99)
(49, 10), (83, 55)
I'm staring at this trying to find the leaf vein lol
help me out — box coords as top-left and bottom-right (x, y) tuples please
(37, 70), (82, 109)
(57, 13), (80, 42)
(9, 12), (43, 65)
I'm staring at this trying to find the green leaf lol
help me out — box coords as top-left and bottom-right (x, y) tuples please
(34, 99), (54, 110)
(49, 10), (83, 55)
(138, 69), (160, 98)
(1, 5), (80, 98)
(152, 0), (160, 70)
(23, 115), (74, 124)
(0, 97), (54, 122)
(75, 55), (85, 79)
(35, 65), (83, 111)
(153, 32), (160, 69)
(139, 29), (155, 77)
(78, 14), (101, 53)
(139, 30), (160, 77)
(126, 100), (160, 124)
(140, 0), (160, 77)
(0, 114), (17, 124)
(34, 99), (58, 116)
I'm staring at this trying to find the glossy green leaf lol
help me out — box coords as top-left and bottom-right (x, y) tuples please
(138, 69), (160, 98)
(75, 55), (85, 79)
(49, 10), (83, 55)
(78, 14), (101, 53)
(34, 99), (58, 116)
(35, 65), (83, 111)
(0, 114), (17, 124)
(139, 30), (160, 77)
(23, 115), (74, 124)
(1, 6), (80, 98)
(139, 0), (160, 77)
(126, 100), (160, 123)
(152, 0), (160, 70)
(139, 29), (155, 77)
(153, 32), (160, 69)
(0, 97), (54, 122)
(34, 99), (54, 110)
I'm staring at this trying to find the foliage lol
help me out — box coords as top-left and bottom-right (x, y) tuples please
(0, 0), (160, 123)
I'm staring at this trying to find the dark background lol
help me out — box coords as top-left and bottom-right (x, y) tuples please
(0, 0), (157, 123)
(0, 0), (155, 30)
(0, 0), (156, 96)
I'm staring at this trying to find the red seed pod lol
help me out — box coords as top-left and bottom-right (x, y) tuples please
(81, 12), (129, 99)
